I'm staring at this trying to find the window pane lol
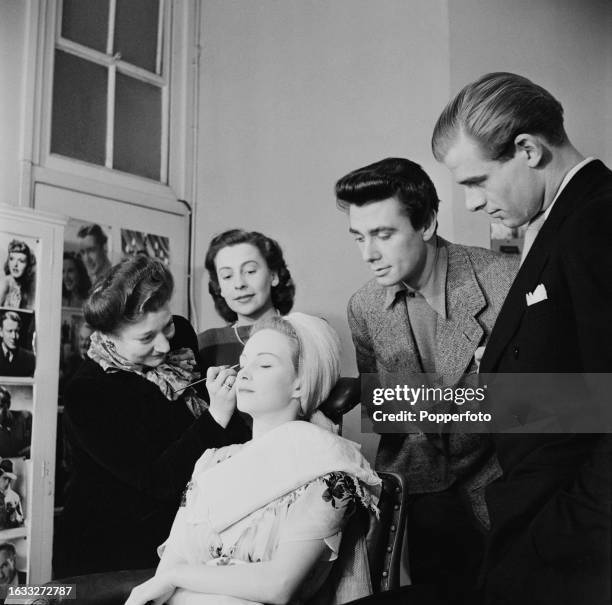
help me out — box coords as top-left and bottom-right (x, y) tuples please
(114, 0), (159, 72)
(114, 74), (161, 180)
(61, 0), (109, 53)
(51, 50), (107, 165)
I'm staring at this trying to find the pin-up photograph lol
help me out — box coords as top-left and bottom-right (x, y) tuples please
(0, 458), (25, 531)
(64, 220), (113, 290)
(0, 311), (35, 379)
(0, 386), (32, 459)
(121, 229), (170, 266)
(59, 311), (92, 400)
(0, 234), (38, 311)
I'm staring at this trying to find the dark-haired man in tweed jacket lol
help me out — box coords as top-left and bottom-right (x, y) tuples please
(335, 157), (517, 594)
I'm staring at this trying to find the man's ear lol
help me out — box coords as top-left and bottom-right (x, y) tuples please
(422, 210), (438, 242)
(514, 134), (544, 167)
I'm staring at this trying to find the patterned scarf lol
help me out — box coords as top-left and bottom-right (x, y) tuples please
(88, 331), (208, 417)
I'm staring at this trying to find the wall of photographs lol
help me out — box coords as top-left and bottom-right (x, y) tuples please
(0, 204), (65, 586)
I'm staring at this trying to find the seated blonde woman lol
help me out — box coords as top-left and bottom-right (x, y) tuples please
(126, 313), (380, 605)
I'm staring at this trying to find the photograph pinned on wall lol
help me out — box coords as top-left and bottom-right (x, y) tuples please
(490, 223), (528, 256)
(121, 229), (170, 265)
(0, 310), (35, 379)
(0, 232), (39, 312)
(0, 457), (27, 532)
(59, 310), (92, 401)
(63, 219), (114, 301)
(0, 385), (32, 460)
(0, 538), (27, 587)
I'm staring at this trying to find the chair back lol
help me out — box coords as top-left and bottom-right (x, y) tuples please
(366, 471), (406, 592)
(319, 377), (361, 432)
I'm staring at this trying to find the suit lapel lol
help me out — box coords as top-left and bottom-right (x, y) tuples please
(480, 160), (608, 372)
(436, 242), (486, 378)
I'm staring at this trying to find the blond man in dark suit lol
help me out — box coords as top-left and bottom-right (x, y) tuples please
(433, 72), (612, 605)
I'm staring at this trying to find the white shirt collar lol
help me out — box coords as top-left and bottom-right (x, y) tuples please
(542, 157), (595, 221)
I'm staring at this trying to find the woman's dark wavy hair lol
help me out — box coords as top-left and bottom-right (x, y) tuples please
(83, 255), (174, 334)
(62, 251), (92, 301)
(4, 240), (36, 287)
(204, 229), (295, 323)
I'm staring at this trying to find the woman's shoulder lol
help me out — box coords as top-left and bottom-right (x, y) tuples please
(0, 275), (16, 302)
(198, 325), (245, 369)
(197, 325), (235, 348)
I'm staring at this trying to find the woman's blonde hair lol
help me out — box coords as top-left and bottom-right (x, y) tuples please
(250, 312), (340, 417)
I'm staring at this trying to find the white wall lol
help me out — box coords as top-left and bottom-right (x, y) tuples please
(0, 1), (27, 207)
(448, 0), (612, 246)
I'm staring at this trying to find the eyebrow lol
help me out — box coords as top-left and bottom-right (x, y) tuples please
(457, 175), (487, 186)
(348, 227), (396, 235)
(218, 260), (260, 272)
(240, 351), (282, 363)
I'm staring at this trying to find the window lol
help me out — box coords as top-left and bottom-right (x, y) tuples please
(50, 0), (168, 182)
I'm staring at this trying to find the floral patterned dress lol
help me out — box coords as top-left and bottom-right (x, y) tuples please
(159, 443), (377, 605)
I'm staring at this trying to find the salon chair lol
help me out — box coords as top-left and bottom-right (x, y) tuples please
(21, 378), (409, 604)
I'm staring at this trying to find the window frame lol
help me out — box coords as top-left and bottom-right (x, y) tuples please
(23, 0), (196, 211)
(53, 0), (169, 181)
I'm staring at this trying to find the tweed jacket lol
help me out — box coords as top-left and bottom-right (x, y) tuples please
(348, 238), (518, 524)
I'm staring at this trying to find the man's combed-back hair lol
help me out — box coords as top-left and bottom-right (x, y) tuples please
(335, 157), (439, 231)
(83, 256), (173, 334)
(204, 229), (295, 323)
(432, 72), (567, 162)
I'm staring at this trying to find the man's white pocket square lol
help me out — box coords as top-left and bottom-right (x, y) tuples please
(526, 283), (548, 306)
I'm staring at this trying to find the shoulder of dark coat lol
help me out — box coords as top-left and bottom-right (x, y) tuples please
(64, 358), (155, 418)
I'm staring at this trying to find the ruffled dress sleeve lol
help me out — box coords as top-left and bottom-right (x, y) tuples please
(278, 473), (356, 561)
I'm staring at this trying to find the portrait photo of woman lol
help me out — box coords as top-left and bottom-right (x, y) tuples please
(61, 251), (91, 309)
(0, 238), (37, 311)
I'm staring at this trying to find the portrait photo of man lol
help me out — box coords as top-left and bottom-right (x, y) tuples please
(0, 386), (32, 458)
(77, 223), (112, 286)
(0, 459), (24, 530)
(0, 311), (35, 378)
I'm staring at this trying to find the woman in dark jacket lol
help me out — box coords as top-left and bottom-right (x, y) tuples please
(55, 256), (249, 577)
